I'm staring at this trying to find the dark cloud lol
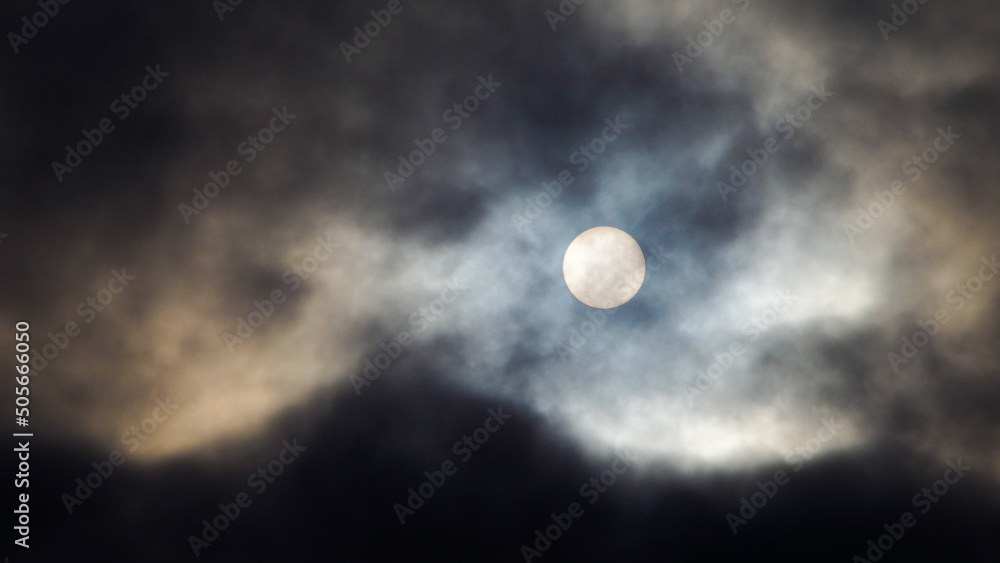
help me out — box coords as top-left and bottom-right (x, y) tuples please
(20, 374), (1000, 561)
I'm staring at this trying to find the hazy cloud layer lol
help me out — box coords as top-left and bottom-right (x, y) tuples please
(2, 0), (1000, 559)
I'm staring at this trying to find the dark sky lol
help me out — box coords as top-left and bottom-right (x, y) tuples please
(3, 0), (1000, 561)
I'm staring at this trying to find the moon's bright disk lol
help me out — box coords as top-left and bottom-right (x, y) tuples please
(562, 227), (645, 309)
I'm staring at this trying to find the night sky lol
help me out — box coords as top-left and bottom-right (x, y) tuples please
(3, 0), (1000, 561)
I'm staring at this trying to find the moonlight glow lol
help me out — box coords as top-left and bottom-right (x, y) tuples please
(562, 226), (646, 309)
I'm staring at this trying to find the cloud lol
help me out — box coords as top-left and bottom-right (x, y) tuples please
(3, 0), (1000, 490)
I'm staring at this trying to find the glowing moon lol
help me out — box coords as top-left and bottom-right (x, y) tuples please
(562, 227), (645, 309)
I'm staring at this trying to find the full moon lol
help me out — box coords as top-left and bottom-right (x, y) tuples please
(562, 226), (646, 309)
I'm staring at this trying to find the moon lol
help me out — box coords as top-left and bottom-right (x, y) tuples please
(562, 227), (646, 309)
